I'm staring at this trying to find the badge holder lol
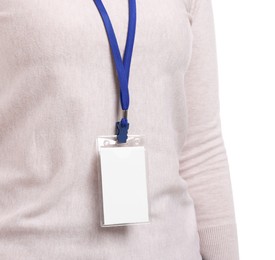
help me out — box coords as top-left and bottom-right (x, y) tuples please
(96, 134), (151, 227)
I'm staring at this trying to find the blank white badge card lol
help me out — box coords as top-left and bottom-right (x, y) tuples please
(98, 142), (150, 227)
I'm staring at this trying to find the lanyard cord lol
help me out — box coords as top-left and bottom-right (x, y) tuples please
(93, 0), (137, 143)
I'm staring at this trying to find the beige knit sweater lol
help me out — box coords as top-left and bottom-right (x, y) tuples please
(0, 0), (239, 259)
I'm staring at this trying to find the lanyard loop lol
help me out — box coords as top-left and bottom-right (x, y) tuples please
(93, 0), (137, 143)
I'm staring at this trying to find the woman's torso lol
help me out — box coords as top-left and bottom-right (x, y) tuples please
(0, 1), (202, 259)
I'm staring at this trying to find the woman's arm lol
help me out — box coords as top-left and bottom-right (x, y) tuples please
(179, 0), (240, 259)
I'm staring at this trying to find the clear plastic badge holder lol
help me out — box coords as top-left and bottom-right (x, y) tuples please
(96, 135), (151, 227)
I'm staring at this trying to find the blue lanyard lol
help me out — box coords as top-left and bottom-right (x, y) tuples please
(93, 0), (137, 143)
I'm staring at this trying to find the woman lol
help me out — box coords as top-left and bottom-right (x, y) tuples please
(0, 0), (239, 259)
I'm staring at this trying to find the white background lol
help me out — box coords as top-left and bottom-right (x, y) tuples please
(212, 0), (275, 259)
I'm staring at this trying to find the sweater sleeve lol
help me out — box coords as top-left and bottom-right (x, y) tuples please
(179, 0), (240, 259)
